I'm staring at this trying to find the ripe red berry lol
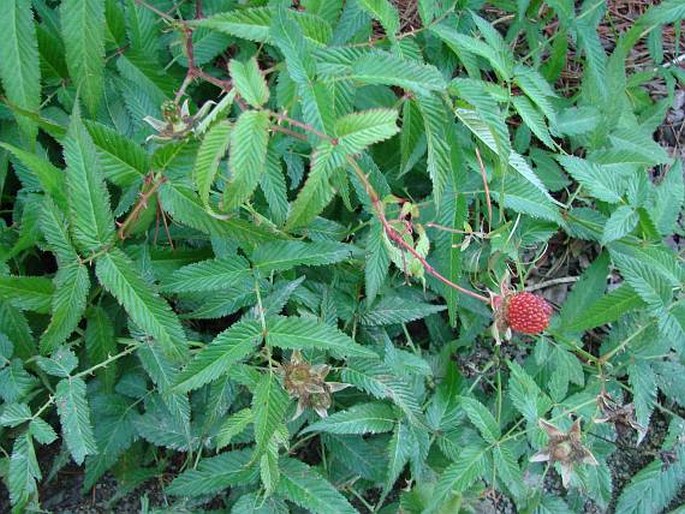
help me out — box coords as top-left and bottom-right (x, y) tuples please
(503, 292), (552, 335)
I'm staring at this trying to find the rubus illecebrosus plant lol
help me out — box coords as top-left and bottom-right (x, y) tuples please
(0, 0), (683, 513)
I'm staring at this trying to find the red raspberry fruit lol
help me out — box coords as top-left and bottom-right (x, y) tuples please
(503, 292), (552, 335)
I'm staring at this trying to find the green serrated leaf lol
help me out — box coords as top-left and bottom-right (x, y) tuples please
(174, 320), (262, 393)
(360, 295), (446, 326)
(61, 0), (105, 114)
(159, 182), (278, 245)
(0, 360), (37, 403)
(271, 6), (316, 85)
(232, 493), (289, 514)
(334, 108), (399, 156)
(384, 421), (413, 492)
(55, 377), (98, 465)
(0, 276), (54, 313)
(133, 395), (192, 450)
(614, 438), (685, 514)
(277, 457), (357, 514)
(137, 342), (190, 424)
(357, 0), (399, 40)
(35, 347), (78, 378)
(260, 144), (289, 226)
(216, 408), (253, 449)
(342, 359), (422, 423)
(558, 252), (610, 332)
(0, 0), (41, 141)
(161, 255), (251, 294)
(494, 444), (526, 500)
(602, 205), (639, 244)
(95, 248), (187, 360)
(194, 120), (231, 206)
(265, 316), (376, 359)
(326, 433), (386, 483)
(40, 262), (89, 354)
(168, 448), (258, 496)
(195, 7), (272, 43)
(511, 95), (555, 149)
(224, 110), (270, 209)
(460, 396), (500, 443)
(8, 431), (40, 509)
(64, 105), (115, 252)
(252, 371), (290, 460)
(260, 440), (280, 496)
(86, 121), (149, 187)
(40, 197), (77, 264)
(365, 219), (389, 305)
(285, 143), (338, 230)
(83, 393), (138, 490)
(0, 403), (32, 428)
(316, 47), (445, 93)
(1, 143), (67, 210)
(230, 57), (269, 108)
(557, 156), (625, 203)
(508, 360), (552, 423)
(555, 106), (601, 136)
(29, 417), (57, 445)
(628, 360), (657, 428)
(304, 402), (396, 434)
(251, 240), (353, 273)
(430, 446), (488, 511)
(85, 307), (117, 392)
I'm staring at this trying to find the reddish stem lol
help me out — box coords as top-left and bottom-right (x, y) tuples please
(117, 175), (167, 241)
(269, 111), (335, 144)
(347, 157), (490, 304)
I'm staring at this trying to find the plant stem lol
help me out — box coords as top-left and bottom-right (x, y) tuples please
(524, 276), (579, 292)
(347, 156), (490, 304)
(598, 318), (653, 364)
(73, 341), (141, 379)
(117, 175), (167, 241)
(135, 0), (176, 22)
(269, 111), (335, 144)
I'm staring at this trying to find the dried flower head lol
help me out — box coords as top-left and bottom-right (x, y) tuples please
(530, 418), (598, 488)
(278, 351), (349, 419)
(595, 390), (647, 445)
(143, 99), (215, 142)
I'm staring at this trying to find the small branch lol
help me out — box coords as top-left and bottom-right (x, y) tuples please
(79, 245), (114, 266)
(655, 53), (685, 71)
(347, 156), (490, 304)
(598, 318), (654, 365)
(525, 276), (579, 292)
(197, 70), (233, 92)
(425, 222), (489, 238)
(271, 124), (308, 141)
(117, 175), (167, 241)
(269, 111), (336, 144)
(134, 0), (176, 22)
(74, 342), (141, 379)
(173, 20), (233, 102)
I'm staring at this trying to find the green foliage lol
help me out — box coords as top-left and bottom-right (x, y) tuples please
(55, 377), (98, 465)
(276, 457), (357, 514)
(61, 0), (106, 114)
(0, 0), (683, 512)
(0, 0), (41, 141)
